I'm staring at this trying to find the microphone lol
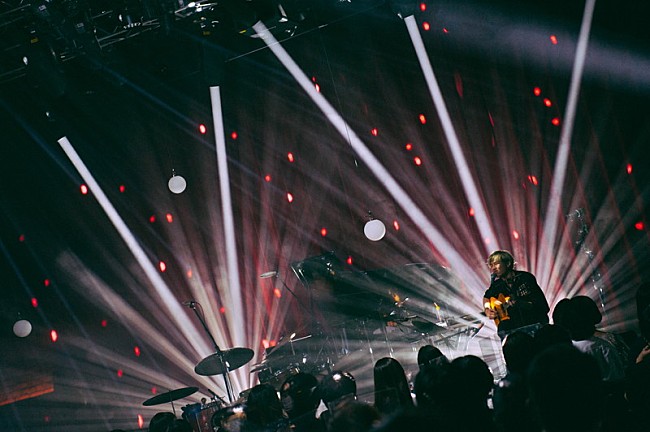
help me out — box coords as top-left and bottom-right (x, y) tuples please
(182, 300), (196, 307)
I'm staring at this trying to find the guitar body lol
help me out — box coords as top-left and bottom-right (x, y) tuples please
(488, 293), (511, 326)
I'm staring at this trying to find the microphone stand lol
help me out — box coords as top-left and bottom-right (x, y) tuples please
(188, 302), (235, 403)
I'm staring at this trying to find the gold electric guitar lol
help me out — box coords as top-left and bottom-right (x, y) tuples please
(484, 293), (512, 326)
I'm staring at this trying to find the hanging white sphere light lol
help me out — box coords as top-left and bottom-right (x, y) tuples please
(168, 174), (187, 194)
(13, 319), (32, 338)
(364, 219), (386, 241)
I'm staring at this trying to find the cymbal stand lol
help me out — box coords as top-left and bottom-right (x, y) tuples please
(189, 302), (235, 403)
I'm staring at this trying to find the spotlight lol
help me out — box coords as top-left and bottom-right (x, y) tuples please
(168, 172), (187, 194)
(364, 213), (386, 241)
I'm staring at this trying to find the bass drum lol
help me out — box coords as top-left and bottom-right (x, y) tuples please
(182, 401), (222, 432)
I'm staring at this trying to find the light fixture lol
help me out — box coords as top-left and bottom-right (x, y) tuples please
(259, 270), (278, 279)
(364, 212), (386, 241)
(13, 318), (32, 338)
(168, 170), (187, 194)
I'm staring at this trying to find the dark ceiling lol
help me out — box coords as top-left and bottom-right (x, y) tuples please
(1, 0), (650, 431)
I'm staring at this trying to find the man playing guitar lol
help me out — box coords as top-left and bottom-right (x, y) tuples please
(483, 250), (550, 339)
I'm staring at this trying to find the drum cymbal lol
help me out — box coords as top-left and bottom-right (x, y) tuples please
(195, 347), (254, 376)
(142, 386), (198, 406)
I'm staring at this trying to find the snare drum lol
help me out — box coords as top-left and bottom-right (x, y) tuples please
(182, 401), (222, 432)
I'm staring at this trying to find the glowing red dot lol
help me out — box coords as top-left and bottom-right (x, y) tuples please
(469, 207), (475, 217)
(422, 22), (430, 31)
(80, 184), (88, 195)
(418, 114), (427, 124)
(287, 193), (294, 203)
(315, 83), (320, 92)
(117, 369), (123, 378)
(219, 306), (226, 314)
(44, 416), (51, 423)
(405, 143), (413, 151)
(320, 228), (327, 237)
(371, 128), (378, 136)
(512, 230), (520, 240)
(551, 117), (561, 126)
(269, 340), (277, 347)
(262, 339), (270, 349)
(393, 220), (400, 231)
(18, 234), (25, 242)
(528, 175), (539, 185)
(149, 215), (156, 223)
(187, 269), (193, 278)
(287, 152), (295, 162)
(414, 156), (422, 166)
(635, 222), (645, 231)
(151, 387), (157, 394)
(346, 256), (353, 265)
(231, 131), (238, 140)
(165, 213), (173, 223)
(264, 175), (272, 182)
(101, 319), (107, 327)
(134, 346), (141, 357)
(31, 298), (38, 308)
(419, 2), (426, 11)
(533, 87), (541, 96)
(543, 98), (552, 107)
(311, 76), (317, 82)
(159, 261), (167, 272)
(550, 35), (558, 45)
(50, 330), (58, 342)
(199, 124), (207, 134)
(626, 163), (633, 174)
(138, 414), (144, 429)
(43, 279), (50, 287)
(119, 185), (126, 193)
(273, 288), (282, 298)
(442, 28), (448, 34)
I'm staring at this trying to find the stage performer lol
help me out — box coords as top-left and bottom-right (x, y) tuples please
(483, 250), (550, 339)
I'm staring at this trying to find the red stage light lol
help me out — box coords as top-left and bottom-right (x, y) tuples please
(287, 193), (294, 203)
(393, 220), (400, 231)
(315, 83), (321, 92)
(635, 222), (645, 231)
(31, 298), (38, 308)
(117, 369), (123, 378)
(512, 230), (520, 240)
(423, 22), (430, 31)
(80, 184), (88, 195)
(264, 175), (272, 182)
(119, 185), (126, 193)
(149, 215), (156, 223)
(134, 346), (141, 357)
(527, 175), (539, 185)
(159, 261), (167, 272)
(219, 306), (226, 314)
(231, 131), (238, 140)
(151, 387), (157, 394)
(273, 288), (282, 298)
(50, 330), (58, 342)
(44, 279), (50, 287)
(187, 269), (193, 278)
(138, 414), (144, 429)
(543, 98), (552, 107)
(442, 27), (448, 34)
(320, 228), (327, 237)
(101, 319), (107, 328)
(469, 207), (475, 217)
(533, 87), (541, 96)
(405, 143), (413, 151)
(166, 213), (173, 223)
(420, 2), (426, 11)
(346, 256), (353, 265)
(550, 35), (558, 45)
(287, 152), (294, 162)
(551, 117), (561, 126)
(199, 124), (207, 134)
(626, 163), (633, 174)
(371, 128), (378, 136)
(18, 234), (25, 242)
(414, 156), (422, 166)
(419, 114), (427, 124)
